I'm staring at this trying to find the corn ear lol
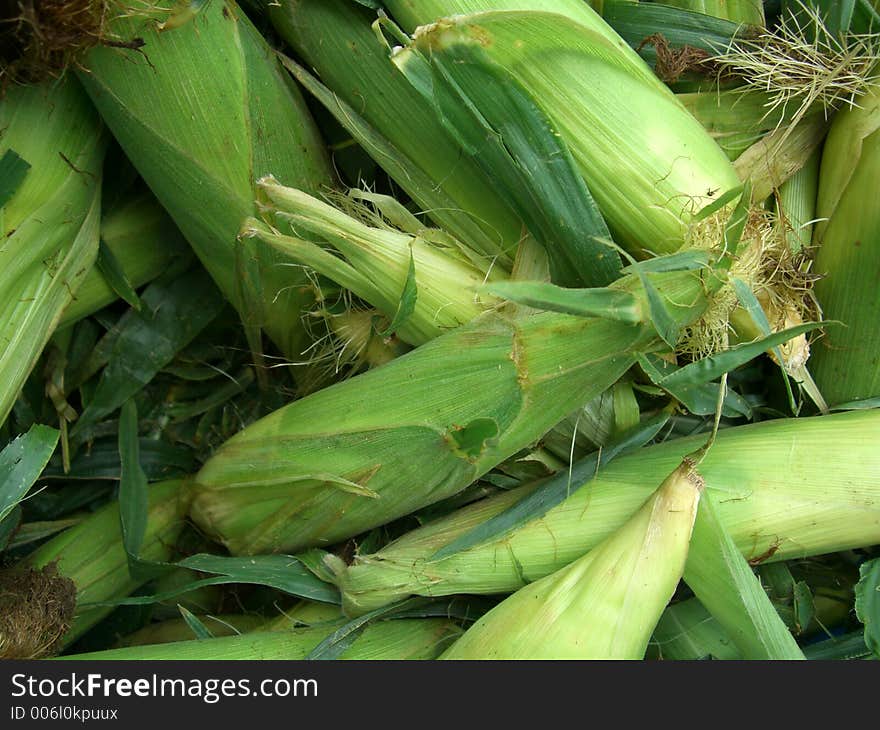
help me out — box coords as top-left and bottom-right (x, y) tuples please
(191, 269), (710, 555)
(441, 459), (702, 659)
(333, 410), (880, 614)
(390, 6), (741, 256)
(809, 80), (880, 405)
(60, 618), (462, 660)
(24, 479), (191, 647)
(78, 1), (334, 359)
(0, 76), (105, 426)
(250, 180), (501, 346)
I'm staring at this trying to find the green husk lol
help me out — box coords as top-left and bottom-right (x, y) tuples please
(264, 0), (521, 265)
(0, 75), (105, 426)
(24, 479), (191, 646)
(333, 410), (880, 614)
(809, 80), (880, 405)
(250, 180), (502, 346)
(59, 192), (190, 326)
(733, 108), (830, 201)
(60, 618), (462, 660)
(191, 269), (710, 555)
(389, 5), (741, 257)
(77, 0), (334, 360)
(440, 458), (702, 659)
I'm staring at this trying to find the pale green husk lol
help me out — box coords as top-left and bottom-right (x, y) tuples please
(78, 0), (333, 359)
(0, 75), (105, 426)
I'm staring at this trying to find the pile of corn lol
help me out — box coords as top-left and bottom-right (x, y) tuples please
(1, 0), (879, 661)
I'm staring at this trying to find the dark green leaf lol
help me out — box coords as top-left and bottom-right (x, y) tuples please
(0, 424), (59, 524)
(721, 180), (752, 260)
(0, 148), (31, 206)
(179, 605), (215, 640)
(96, 238), (142, 311)
(640, 273), (679, 347)
(803, 631), (871, 660)
(659, 321), (825, 389)
(731, 276), (797, 412)
(118, 400), (159, 581)
(637, 354), (752, 418)
(8, 517), (80, 549)
(829, 396), (880, 411)
(485, 281), (642, 323)
(43, 438), (196, 481)
(792, 581), (815, 634)
(305, 597), (427, 660)
(855, 557), (880, 657)
(73, 268), (225, 433)
(693, 185), (745, 222)
(0, 505), (21, 551)
(85, 554), (340, 608)
(604, 1), (747, 62)
(431, 412), (671, 560)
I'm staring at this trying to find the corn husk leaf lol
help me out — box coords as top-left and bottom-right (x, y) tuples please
(0, 77), (105, 426)
(684, 488), (805, 659)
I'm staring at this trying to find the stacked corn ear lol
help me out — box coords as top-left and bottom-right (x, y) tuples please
(191, 268), (711, 555)
(441, 459), (702, 659)
(59, 191), (190, 327)
(62, 618), (463, 660)
(263, 0), (523, 265)
(385, 2), (742, 257)
(249, 180), (503, 346)
(77, 0), (334, 360)
(808, 78), (880, 405)
(332, 409), (880, 614)
(24, 480), (191, 647)
(0, 76), (105, 426)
